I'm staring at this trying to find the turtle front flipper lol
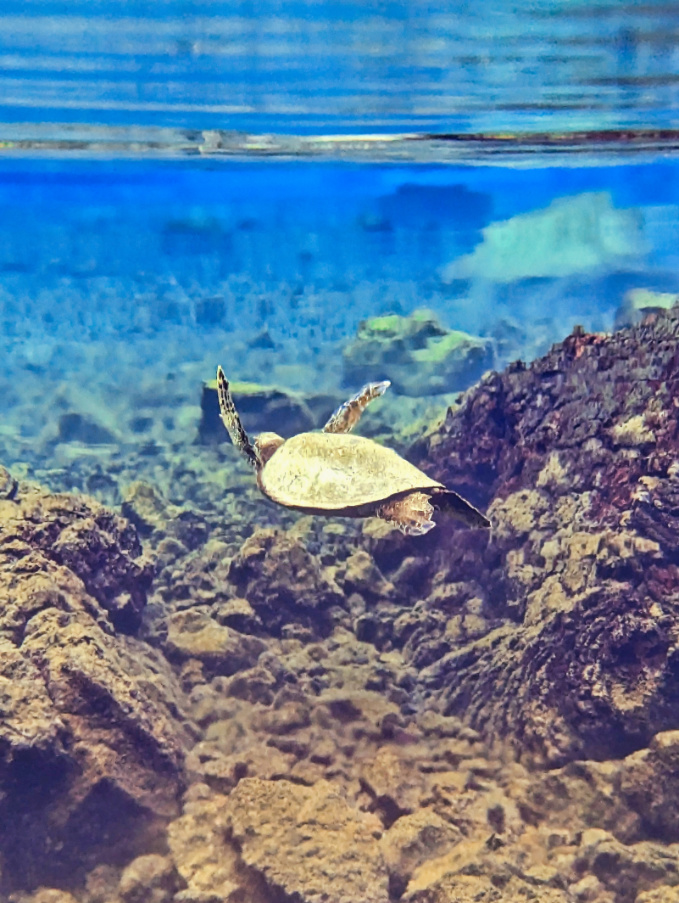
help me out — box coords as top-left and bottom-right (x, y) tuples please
(216, 366), (259, 469)
(323, 380), (390, 434)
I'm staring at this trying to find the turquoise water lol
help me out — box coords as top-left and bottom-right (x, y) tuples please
(2, 154), (679, 476)
(2, 0), (678, 444)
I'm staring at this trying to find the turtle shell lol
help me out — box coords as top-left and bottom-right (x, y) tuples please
(259, 432), (443, 513)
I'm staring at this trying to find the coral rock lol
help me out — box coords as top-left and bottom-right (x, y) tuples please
(165, 610), (266, 677)
(619, 731), (679, 842)
(223, 777), (390, 903)
(380, 808), (462, 898)
(406, 312), (679, 765)
(574, 829), (679, 902)
(167, 786), (266, 903)
(228, 528), (343, 637)
(118, 853), (181, 903)
(0, 479), (192, 893)
(342, 309), (492, 397)
(360, 746), (426, 824)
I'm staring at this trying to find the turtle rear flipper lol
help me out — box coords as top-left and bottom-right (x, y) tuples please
(376, 491), (436, 536)
(432, 489), (490, 529)
(324, 381), (390, 434)
(216, 366), (259, 468)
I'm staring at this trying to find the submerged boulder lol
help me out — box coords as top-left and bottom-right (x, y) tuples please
(614, 287), (679, 330)
(0, 473), (193, 893)
(398, 311), (679, 766)
(342, 309), (492, 396)
(224, 778), (390, 903)
(228, 527), (343, 638)
(198, 378), (338, 443)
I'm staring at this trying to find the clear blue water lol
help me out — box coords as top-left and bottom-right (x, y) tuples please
(2, 157), (679, 348)
(2, 153), (679, 485)
(1, 0), (678, 477)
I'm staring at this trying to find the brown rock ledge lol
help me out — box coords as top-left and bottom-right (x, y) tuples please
(391, 312), (679, 766)
(0, 475), (194, 893)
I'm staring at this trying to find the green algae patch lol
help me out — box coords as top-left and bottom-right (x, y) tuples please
(344, 309), (492, 396)
(411, 331), (473, 363)
(359, 313), (406, 336)
(203, 378), (275, 395)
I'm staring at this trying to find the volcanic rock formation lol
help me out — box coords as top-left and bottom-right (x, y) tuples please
(9, 310), (679, 903)
(400, 314), (679, 767)
(0, 475), (194, 893)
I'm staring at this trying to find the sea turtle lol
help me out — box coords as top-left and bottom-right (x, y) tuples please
(216, 366), (490, 536)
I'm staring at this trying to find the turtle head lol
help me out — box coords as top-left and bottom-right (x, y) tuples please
(255, 432), (285, 465)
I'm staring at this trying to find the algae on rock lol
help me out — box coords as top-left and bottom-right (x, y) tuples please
(342, 309), (492, 396)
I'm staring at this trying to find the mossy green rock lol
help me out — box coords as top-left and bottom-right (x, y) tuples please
(343, 309), (492, 396)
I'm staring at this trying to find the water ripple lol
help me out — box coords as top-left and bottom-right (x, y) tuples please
(1, 0), (678, 136)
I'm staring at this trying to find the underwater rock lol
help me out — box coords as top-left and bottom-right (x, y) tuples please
(185, 717), (296, 794)
(121, 481), (209, 552)
(342, 309), (492, 397)
(117, 853), (181, 903)
(441, 191), (646, 283)
(10, 891), (81, 903)
(17, 311), (679, 901)
(402, 310), (679, 766)
(617, 731), (679, 842)
(223, 777), (390, 903)
(520, 757), (643, 845)
(198, 378), (319, 443)
(360, 745), (425, 824)
(0, 475), (193, 894)
(167, 784), (267, 903)
(1, 482), (153, 632)
(56, 411), (118, 446)
(379, 809), (463, 899)
(164, 609), (267, 677)
(572, 830), (679, 902)
(151, 536), (239, 616)
(176, 622), (424, 791)
(403, 862), (572, 903)
(614, 287), (679, 330)
(637, 889), (679, 903)
(227, 527), (343, 637)
(0, 464), (18, 499)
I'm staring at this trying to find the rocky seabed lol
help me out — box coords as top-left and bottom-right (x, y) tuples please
(5, 311), (679, 903)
